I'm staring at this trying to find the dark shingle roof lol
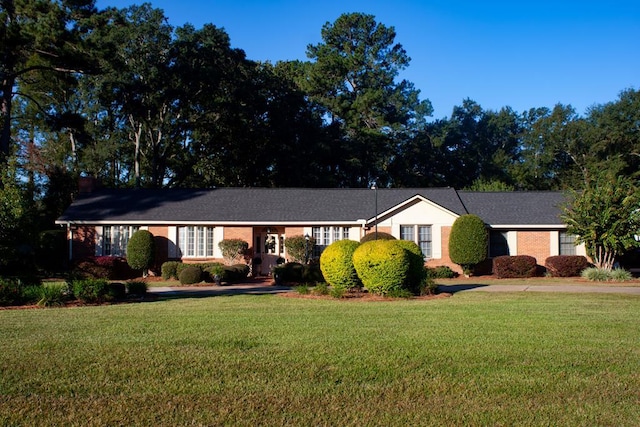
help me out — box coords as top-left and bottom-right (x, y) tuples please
(57, 187), (466, 224)
(56, 187), (567, 226)
(458, 191), (567, 225)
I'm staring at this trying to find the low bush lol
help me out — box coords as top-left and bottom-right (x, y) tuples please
(218, 239), (249, 264)
(386, 288), (414, 299)
(72, 257), (136, 280)
(71, 278), (110, 303)
(545, 255), (589, 277)
(393, 240), (426, 295)
(107, 282), (127, 301)
(36, 283), (68, 307)
(204, 263), (225, 283)
(179, 266), (203, 285)
(330, 287), (346, 298)
(320, 240), (362, 291)
(295, 284), (310, 295)
(223, 264), (250, 283)
(421, 278), (438, 295)
(0, 277), (22, 306)
(284, 235), (317, 263)
(493, 255), (538, 278)
(582, 267), (633, 282)
(161, 261), (181, 280)
(21, 285), (43, 305)
(312, 282), (329, 295)
(426, 266), (457, 279)
(127, 281), (148, 296)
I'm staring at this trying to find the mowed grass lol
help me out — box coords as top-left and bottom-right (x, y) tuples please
(1, 292), (639, 426)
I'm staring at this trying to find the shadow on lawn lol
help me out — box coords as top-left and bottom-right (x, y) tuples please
(148, 285), (293, 301)
(436, 283), (489, 294)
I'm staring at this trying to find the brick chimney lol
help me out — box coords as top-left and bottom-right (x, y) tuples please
(78, 176), (99, 194)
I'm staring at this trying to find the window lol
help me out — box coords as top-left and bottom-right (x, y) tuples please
(489, 231), (510, 257)
(559, 232), (577, 255)
(400, 225), (432, 258)
(102, 225), (140, 256)
(178, 226), (216, 257)
(312, 226), (351, 257)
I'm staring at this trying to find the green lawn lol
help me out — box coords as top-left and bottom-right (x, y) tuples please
(1, 292), (639, 426)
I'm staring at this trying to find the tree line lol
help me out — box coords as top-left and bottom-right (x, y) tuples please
(1, 2), (639, 273)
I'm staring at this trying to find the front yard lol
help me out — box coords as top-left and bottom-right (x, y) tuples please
(1, 291), (638, 425)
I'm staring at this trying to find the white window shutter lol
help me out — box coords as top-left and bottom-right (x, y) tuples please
(94, 226), (103, 256)
(168, 226), (178, 258)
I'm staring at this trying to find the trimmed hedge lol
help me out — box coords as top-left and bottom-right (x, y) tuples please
(222, 264), (250, 283)
(360, 232), (396, 243)
(71, 278), (110, 303)
(544, 255), (589, 277)
(161, 261), (181, 280)
(493, 255), (538, 278)
(426, 266), (457, 279)
(352, 240), (410, 295)
(449, 214), (488, 275)
(126, 281), (148, 296)
(393, 240), (426, 295)
(179, 266), (203, 285)
(126, 230), (155, 273)
(320, 240), (361, 291)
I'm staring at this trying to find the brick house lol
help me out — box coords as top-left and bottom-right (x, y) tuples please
(55, 183), (584, 274)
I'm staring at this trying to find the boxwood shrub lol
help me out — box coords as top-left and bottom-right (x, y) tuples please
(352, 240), (410, 295)
(179, 266), (203, 285)
(544, 255), (589, 277)
(360, 231), (396, 243)
(320, 240), (362, 291)
(161, 261), (181, 280)
(393, 240), (426, 295)
(493, 255), (538, 278)
(126, 281), (148, 296)
(222, 264), (250, 283)
(426, 266), (457, 279)
(71, 278), (110, 303)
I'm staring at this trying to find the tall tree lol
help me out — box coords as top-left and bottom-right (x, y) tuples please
(304, 12), (432, 186)
(0, 0), (97, 167)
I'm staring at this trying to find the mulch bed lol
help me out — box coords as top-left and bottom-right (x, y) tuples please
(280, 289), (452, 302)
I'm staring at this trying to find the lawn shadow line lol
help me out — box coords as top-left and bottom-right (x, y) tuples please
(436, 284), (489, 294)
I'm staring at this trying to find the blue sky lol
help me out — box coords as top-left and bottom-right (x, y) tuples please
(95, 0), (639, 118)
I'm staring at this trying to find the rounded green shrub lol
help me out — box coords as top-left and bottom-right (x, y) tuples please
(320, 240), (361, 291)
(360, 231), (396, 243)
(179, 266), (202, 285)
(544, 255), (589, 277)
(218, 239), (249, 264)
(161, 261), (181, 280)
(448, 214), (488, 276)
(352, 240), (410, 295)
(493, 255), (538, 278)
(71, 278), (110, 303)
(284, 235), (316, 263)
(393, 240), (426, 294)
(126, 281), (148, 296)
(426, 266), (457, 279)
(126, 230), (155, 275)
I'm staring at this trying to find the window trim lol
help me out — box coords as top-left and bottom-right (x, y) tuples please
(178, 226), (217, 258)
(400, 224), (432, 258)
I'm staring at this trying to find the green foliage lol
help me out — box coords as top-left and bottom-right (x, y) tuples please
(294, 284), (310, 295)
(393, 240), (426, 294)
(352, 240), (410, 296)
(126, 281), (148, 296)
(493, 256), (538, 278)
(284, 235), (316, 263)
(320, 240), (361, 291)
(0, 277), (23, 306)
(360, 232), (396, 243)
(449, 214), (488, 275)
(107, 282), (127, 300)
(582, 267), (633, 282)
(610, 268), (633, 282)
(329, 287), (346, 298)
(312, 282), (329, 296)
(544, 256), (590, 277)
(222, 264), (250, 283)
(563, 173), (640, 270)
(71, 279), (110, 303)
(426, 266), (457, 279)
(161, 261), (181, 280)
(218, 239), (249, 265)
(179, 266), (203, 285)
(126, 230), (156, 274)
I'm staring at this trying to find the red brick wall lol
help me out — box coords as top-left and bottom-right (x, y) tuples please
(363, 226), (392, 237)
(223, 227), (253, 243)
(425, 226), (463, 274)
(285, 227), (304, 237)
(148, 226), (169, 265)
(517, 231), (550, 265)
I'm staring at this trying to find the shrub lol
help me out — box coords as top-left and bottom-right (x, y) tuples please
(107, 282), (127, 300)
(352, 240), (410, 296)
(312, 282), (329, 295)
(126, 281), (148, 296)
(204, 263), (225, 283)
(449, 214), (488, 276)
(71, 278), (110, 303)
(386, 288), (414, 299)
(223, 264), (250, 283)
(330, 287), (346, 298)
(610, 268), (633, 282)
(36, 283), (68, 307)
(493, 255), (538, 278)
(320, 240), (361, 291)
(426, 266), (457, 279)
(0, 277), (22, 306)
(72, 257), (135, 280)
(218, 239), (249, 265)
(393, 240), (426, 295)
(360, 232), (396, 243)
(161, 261), (181, 280)
(179, 266), (203, 285)
(302, 263), (324, 283)
(545, 255), (589, 277)
(581, 267), (611, 281)
(421, 278), (438, 295)
(295, 284), (310, 295)
(284, 235), (316, 263)
(127, 230), (155, 276)
(21, 285), (43, 305)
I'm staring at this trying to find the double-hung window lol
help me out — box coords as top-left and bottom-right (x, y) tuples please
(178, 226), (215, 257)
(102, 225), (140, 256)
(559, 232), (577, 255)
(489, 231), (510, 257)
(312, 226), (351, 257)
(400, 225), (432, 258)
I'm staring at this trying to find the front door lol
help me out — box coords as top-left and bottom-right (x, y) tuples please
(258, 229), (283, 275)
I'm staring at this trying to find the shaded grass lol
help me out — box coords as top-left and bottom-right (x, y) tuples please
(1, 293), (639, 425)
